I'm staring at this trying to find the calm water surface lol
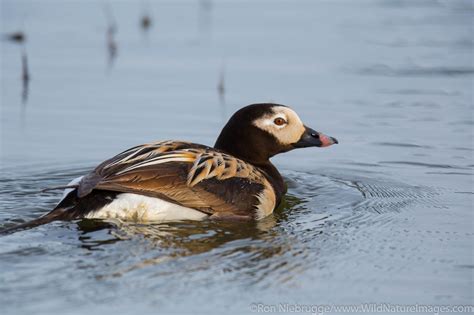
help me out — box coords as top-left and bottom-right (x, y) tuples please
(1, 1), (473, 314)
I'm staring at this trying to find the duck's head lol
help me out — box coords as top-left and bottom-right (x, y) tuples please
(214, 103), (338, 163)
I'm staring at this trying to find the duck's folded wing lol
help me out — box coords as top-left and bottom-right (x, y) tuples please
(76, 141), (199, 197)
(76, 141), (271, 216)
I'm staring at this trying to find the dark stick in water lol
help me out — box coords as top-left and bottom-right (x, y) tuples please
(21, 48), (30, 104)
(3, 31), (26, 43)
(103, 3), (118, 70)
(141, 14), (152, 32)
(217, 64), (227, 120)
(217, 64), (225, 101)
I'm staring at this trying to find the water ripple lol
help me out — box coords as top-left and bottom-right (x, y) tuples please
(0, 166), (450, 304)
(356, 64), (474, 77)
(379, 161), (468, 169)
(374, 142), (432, 149)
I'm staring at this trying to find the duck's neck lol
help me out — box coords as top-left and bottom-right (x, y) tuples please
(253, 161), (287, 203)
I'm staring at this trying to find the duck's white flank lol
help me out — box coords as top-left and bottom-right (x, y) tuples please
(84, 193), (209, 222)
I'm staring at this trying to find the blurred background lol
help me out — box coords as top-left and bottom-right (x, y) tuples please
(1, 0), (473, 314)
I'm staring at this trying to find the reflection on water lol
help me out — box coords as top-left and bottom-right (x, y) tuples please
(86, 217), (282, 279)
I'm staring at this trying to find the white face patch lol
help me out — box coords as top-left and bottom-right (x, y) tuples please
(252, 106), (306, 145)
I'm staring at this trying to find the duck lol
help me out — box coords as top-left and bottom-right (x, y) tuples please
(5, 103), (338, 232)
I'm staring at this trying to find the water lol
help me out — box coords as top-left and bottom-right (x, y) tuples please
(1, 0), (473, 314)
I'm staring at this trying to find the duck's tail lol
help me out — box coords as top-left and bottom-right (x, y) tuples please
(0, 190), (118, 235)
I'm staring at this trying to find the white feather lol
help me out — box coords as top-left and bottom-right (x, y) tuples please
(61, 176), (84, 200)
(84, 193), (209, 222)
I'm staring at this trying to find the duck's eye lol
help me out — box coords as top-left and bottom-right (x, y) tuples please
(273, 117), (287, 126)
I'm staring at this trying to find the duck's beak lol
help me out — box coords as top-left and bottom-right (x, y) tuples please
(294, 126), (338, 148)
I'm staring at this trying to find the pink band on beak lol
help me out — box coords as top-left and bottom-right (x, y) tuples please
(319, 133), (337, 147)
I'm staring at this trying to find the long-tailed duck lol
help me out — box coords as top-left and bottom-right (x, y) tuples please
(6, 103), (337, 231)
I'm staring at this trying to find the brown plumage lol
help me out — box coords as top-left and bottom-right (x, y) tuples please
(76, 141), (269, 217)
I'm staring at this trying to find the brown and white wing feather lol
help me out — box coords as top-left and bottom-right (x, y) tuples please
(77, 141), (204, 197)
(76, 141), (274, 217)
